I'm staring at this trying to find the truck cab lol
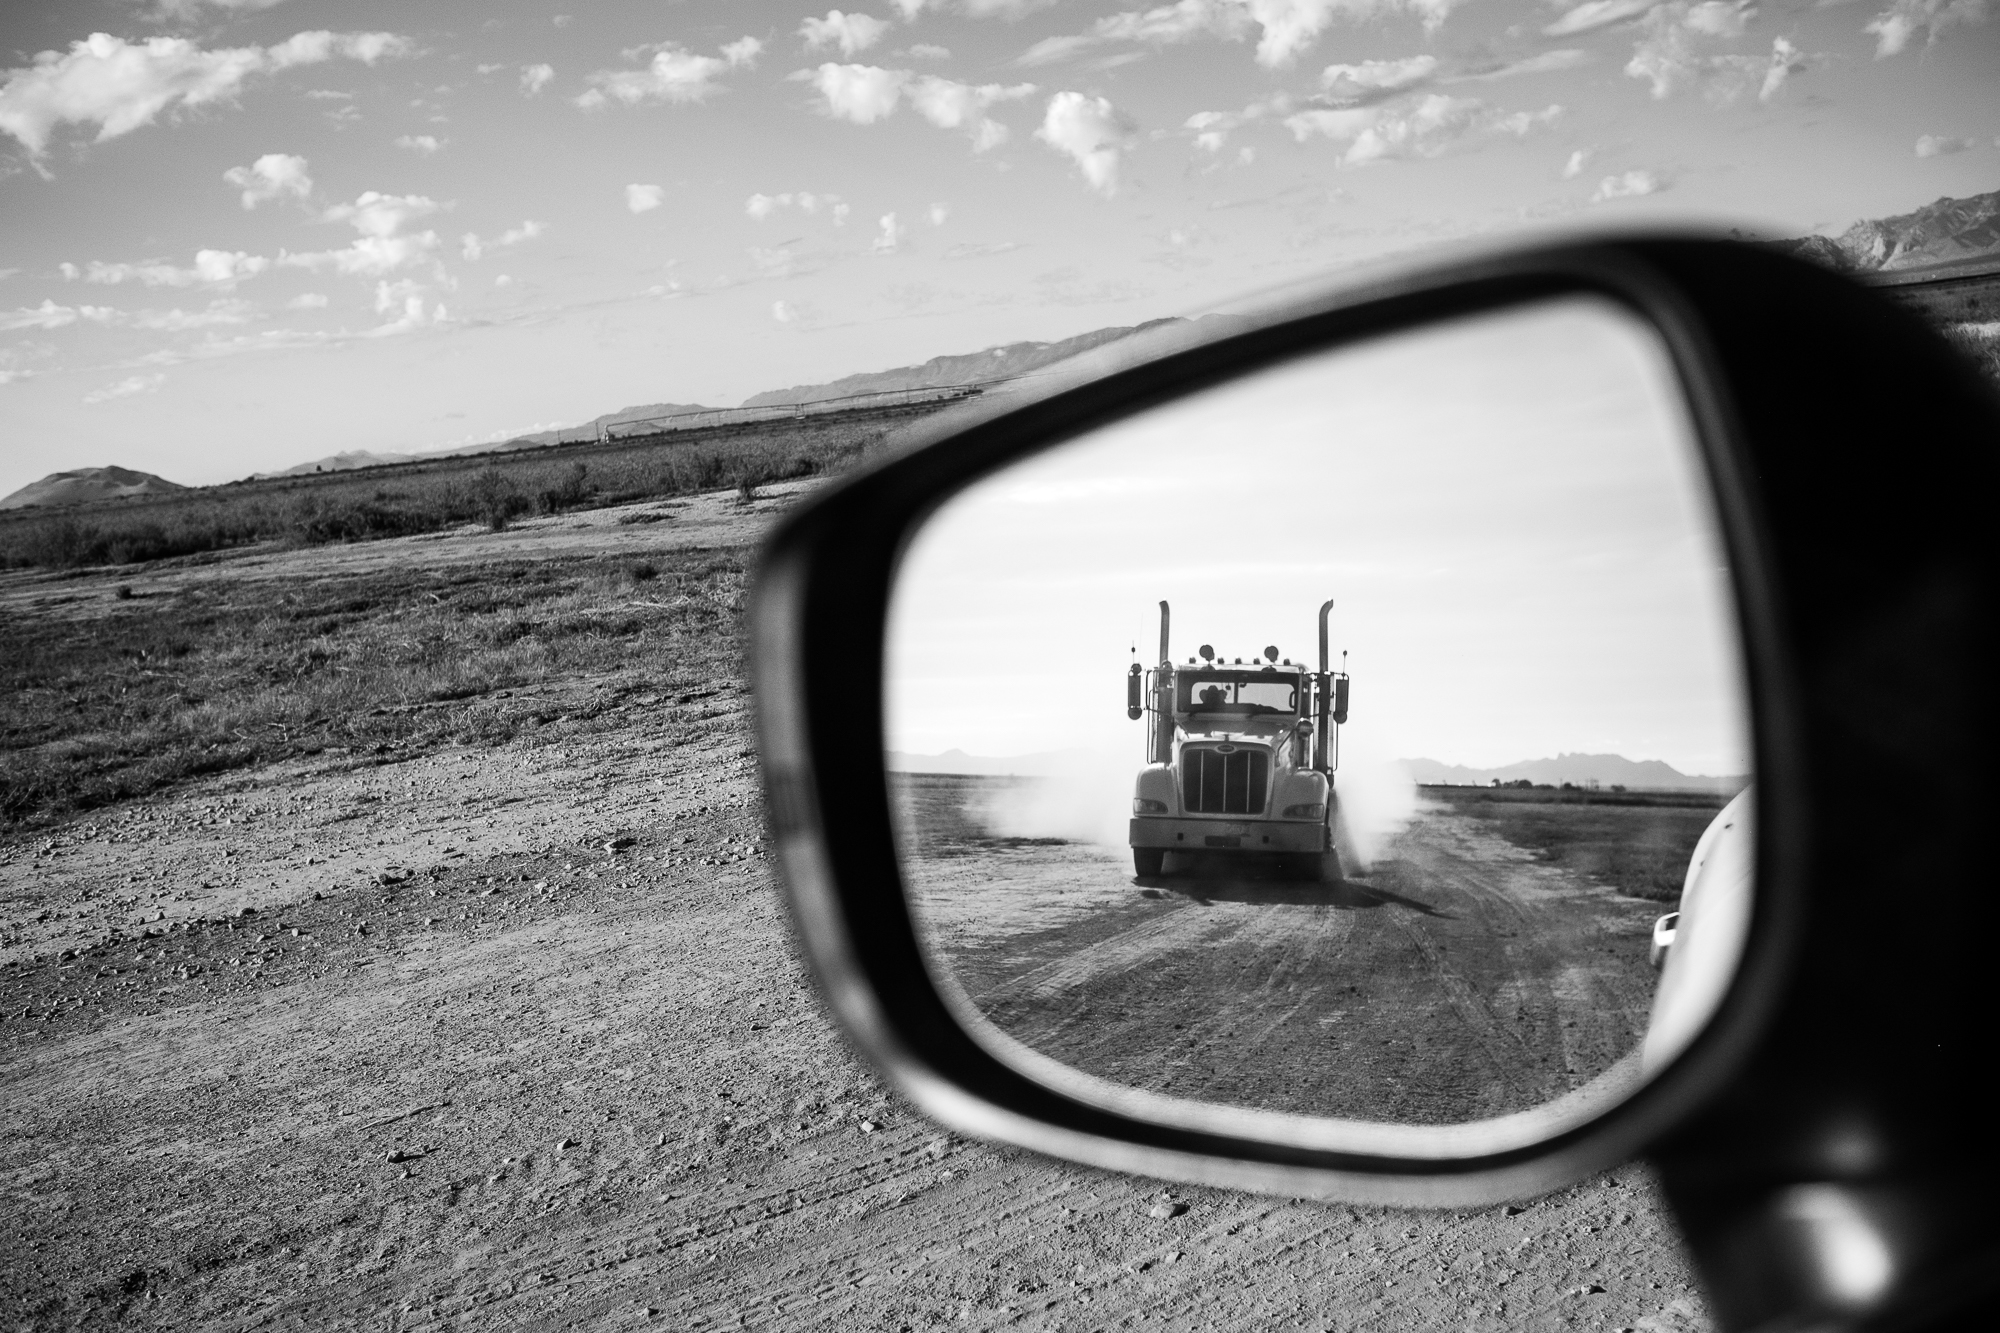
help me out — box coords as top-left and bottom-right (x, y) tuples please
(1127, 600), (1350, 880)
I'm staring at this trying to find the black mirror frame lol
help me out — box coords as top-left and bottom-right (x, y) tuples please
(750, 235), (2000, 1324)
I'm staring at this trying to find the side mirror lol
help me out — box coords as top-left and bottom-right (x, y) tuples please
(751, 238), (2000, 1332)
(1126, 663), (1143, 721)
(1332, 675), (1350, 727)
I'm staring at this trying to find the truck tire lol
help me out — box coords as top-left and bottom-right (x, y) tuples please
(1316, 847), (1344, 884)
(1133, 848), (1165, 878)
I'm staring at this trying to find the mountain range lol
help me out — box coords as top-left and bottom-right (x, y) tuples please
(742, 320), (1182, 406)
(1767, 188), (2000, 279)
(1400, 753), (1745, 792)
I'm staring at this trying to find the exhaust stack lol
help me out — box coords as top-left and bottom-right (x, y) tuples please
(1158, 601), (1171, 666)
(1314, 599), (1335, 772)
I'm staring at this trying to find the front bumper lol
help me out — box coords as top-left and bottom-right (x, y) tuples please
(1129, 816), (1329, 854)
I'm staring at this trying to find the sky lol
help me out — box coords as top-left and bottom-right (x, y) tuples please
(0, 0), (1994, 499)
(886, 296), (1749, 778)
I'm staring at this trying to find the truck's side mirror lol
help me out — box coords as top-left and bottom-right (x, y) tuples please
(1332, 676), (1350, 726)
(1126, 664), (1143, 720)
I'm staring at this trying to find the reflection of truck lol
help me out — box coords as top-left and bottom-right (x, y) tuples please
(1126, 600), (1350, 880)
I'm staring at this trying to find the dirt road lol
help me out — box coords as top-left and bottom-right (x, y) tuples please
(902, 777), (1667, 1126)
(2, 493), (1712, 1331)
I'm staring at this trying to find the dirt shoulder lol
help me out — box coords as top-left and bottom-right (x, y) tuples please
(1, 493), (1713, 1332)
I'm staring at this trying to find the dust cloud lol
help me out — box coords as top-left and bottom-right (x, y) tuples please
(1330, 746), (1421, 872)
(974, 743), (1422, 874)
(978, 750), (1133, 849)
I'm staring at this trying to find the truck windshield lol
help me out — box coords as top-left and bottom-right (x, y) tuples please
(1179, 673), (1298, 716)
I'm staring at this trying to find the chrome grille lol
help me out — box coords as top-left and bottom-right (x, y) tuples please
(1179, 747), (1270, 814)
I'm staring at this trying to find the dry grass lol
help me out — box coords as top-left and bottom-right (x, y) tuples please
(0, 410), (913, 571)
(1423, 787), (1728, 901)
(0, 548), (746, 827)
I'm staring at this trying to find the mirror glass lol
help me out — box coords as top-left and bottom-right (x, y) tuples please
(884, 296), (1751, 1132)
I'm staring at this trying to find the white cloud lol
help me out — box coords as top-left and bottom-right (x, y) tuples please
(1624, 2), (1796, 101)
(1915, 133), (1979, 157)
(1454, 48), (1592, 80)
(1021, 0), (1468, 71)
(1320, 54), (1437, 95)
(495, 274), (515, 288)
(83, 373), (166, 405)
(395, 133), (444, 154)
(73, 249), (271, 288)
(802, 62), (908, 122)
(834, 202), (852, 224)
(461, 221), (544, 259)
(908, 75), (1037, 149)
(747, 191), (845, 220)
(929, 202), (950, 225)
(906, 43), (953, 58)
(0, 300), (116, 332)
(721, 37), (766, 67)
(280, 191), (443, 277)
(128, 300), (256, 331)
(1247, 0), (1469, 64)
(1036, 91), (1132, 195)
(1563, 147), (1590, 177)
(772, 300), (797, 323)
(150, 0), (294, 17)
(1865, 0), (1989, 56)
(367, 289), (449, 337)
(1544, 0), (1662, 36)
(627, 183), (666, 213)
(1182, 96), (1287, 151)
(223, 152), (311, 209)
(1682, 0), (1749, 36)
(520, 62), (555, 94)
(1286, 93), (1558, 165)
(579, 43), (748, 108)
(801, 11), (895, 56)
(1592, 168), (1659, 201)
(1758, 37), (1807, 101)
(873, 212), (908, 252)
(287, 292), (329, 309)
(0, 30), (411, 155)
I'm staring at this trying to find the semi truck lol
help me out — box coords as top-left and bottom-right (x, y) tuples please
(1126, 600), (1350, 881)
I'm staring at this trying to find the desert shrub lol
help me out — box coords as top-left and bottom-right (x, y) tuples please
(536, 461), (593, 515)
(470, 467), (531, 531)
(1941, 322), (2000, 389)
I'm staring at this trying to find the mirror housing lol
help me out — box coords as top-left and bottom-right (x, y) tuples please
(751, 237), (2000, 1328)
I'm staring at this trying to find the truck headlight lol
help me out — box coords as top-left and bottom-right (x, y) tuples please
(1133, 798), (1168, 814)
(1283, 803), (1325, 819)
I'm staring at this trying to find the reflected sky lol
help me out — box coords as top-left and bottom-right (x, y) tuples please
(886, 296), (1748, 778)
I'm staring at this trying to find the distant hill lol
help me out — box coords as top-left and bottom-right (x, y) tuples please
(888, 749), (1090, 776)
(505, 401), (718, 448)
(260, 449), (423, 477)
(742, 320), (1183, 407)
(1401, 753), (1746, 793)
(0, 465), (187, 510)
(1770, 188), (2000, 278)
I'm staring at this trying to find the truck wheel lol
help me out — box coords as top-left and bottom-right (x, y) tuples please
(1316, 848), (1344, 884)
(1133, 848), (1165, 878)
